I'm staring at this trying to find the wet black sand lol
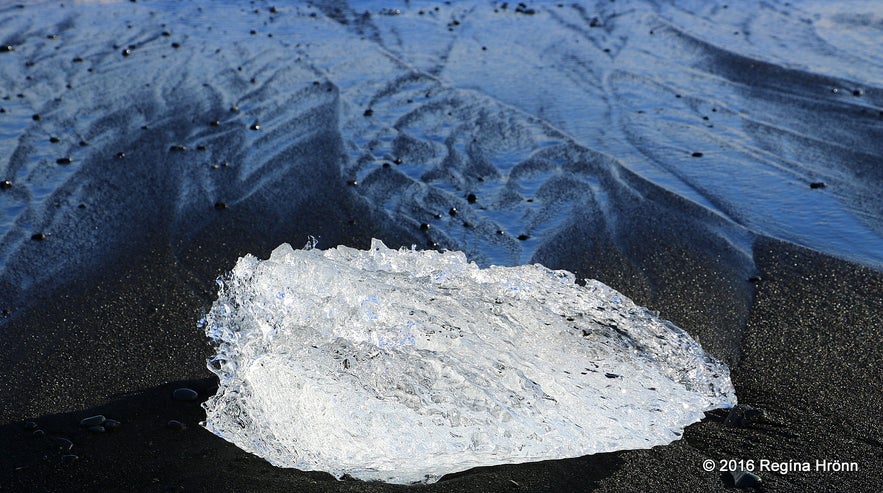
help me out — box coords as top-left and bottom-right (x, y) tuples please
(1, 233), (880, 492)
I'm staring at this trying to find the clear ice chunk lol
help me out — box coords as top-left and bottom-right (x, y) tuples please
(202, 239), (736, 484)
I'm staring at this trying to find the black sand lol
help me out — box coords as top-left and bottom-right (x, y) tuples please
(2, 234), (880, 492)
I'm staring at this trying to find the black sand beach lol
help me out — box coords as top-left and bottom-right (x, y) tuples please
(2, 1), (882, 491)
(2, 233), (881, 492)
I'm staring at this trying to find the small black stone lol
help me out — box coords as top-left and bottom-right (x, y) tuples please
(467, 193), (477, 203)
(0, 45), (14, 53)
(166, 420), (187, 431)
(496, 230), (504, 235)
(56, 157), (73, 165)
(80, 415), (106, 427)
(78, 203), (86, 209)
(32, 114), (41, 121)
(394, 157), (403, 165)
(724, 403), (766, 428)
(0, 108), (5, 113)
(214, 201), (226, 210)
(691, 152), (703, 158)
(434, 213), (442, 219)
(47, 34), (58, 39)
(161, 31), (171, 37)
(346, 180), (358, 186)
(420, 223), (430, 231)
(172, 387), (199, 401)
(230, 105), (239, 112)
(270, 6), (278, 13)
(169, 144), (186, 152)
(517, 234), (530, 241)
(604, 372), (621, 379)
(382, 162), (390, 168)
(250, 123), (260, 131)
(852, 89), (863, 97)
(209, 120), (220, 127)
(363, 108), (373, 117)
(197, 145), (207, 151)
(31, 232), (46, 241)
(1, 180), (12, 189)
(809, 181), (826, 189)
(122, 49), (131, 57)
(116, 152), (126, 159)
(449, 207), (458, 216)
(171, 42), (180, 49)
(72, 56), (84, 63)
(728, 470), (762, 489)
(49, 136), (60, 143)
(51, 437), (74, 451)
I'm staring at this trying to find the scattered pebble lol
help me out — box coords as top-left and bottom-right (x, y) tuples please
(0, 45), (14, 53)
(49, 136), (60, 143)
(250, 123), (260, 131)
(51, 437), (74, 451)
(346, 180), (358, 186)
(214, 201), (227, 210)
(691, 152), (704, 158)
(449, 207), (458, 216)
(229, 105), (239, 113)
(724, 403), (766, 427)
(363, 108), (373, 117)
(420, 223), (430, 231)
(169, 144), (186, 152)
(116, 152), (126, 159)
(79, 415), (106, 428)
(809, 182), (826, 189)
(517, 234), (530, 241)
(32, 114), (41, 121)
(1, 180), (11, 189)
(122, 49), (131, 57)
(729, 469), (762, 489)
(467, 193), (477, 203)
(56, 157), (73, 165)
(209, 120), (220, 127)
(31, 232), (46, 241)
(605, 372), (621, 379)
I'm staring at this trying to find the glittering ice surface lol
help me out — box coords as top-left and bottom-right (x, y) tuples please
(203, 239), (735, 484)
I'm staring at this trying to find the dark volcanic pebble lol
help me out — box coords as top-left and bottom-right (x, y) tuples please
(49, 136), (60, 143)
(172, 387), (199, 401)
(1, 180), (11, 189)
(79, 415), (106, 427)
(169, 144), (186, 152)
(56, 157), (73, 165)
(729, 469), (762, 489)
(1, 45), (15, 52)
(214, 201), (227, 210)
(467, 193), (477, 203)
(122, 49), (131, 57)
(31, 232), (46, 241)
(419, 223), (430, 231)
(32, 114), (41, 121)
(723, 403), (766, 427)
(79, 140), (90, 146)
(51, 437), (74, 451)
(449, 207), (458, 216)
(691, 152), (704, 157)
(810, 181), (826, 189)
(517, 234), (530, 241)
(209, 120), (220, 127)
(250, 123), (260, 131)
(363, 108), (373, 117)
(166, 420), (187, 431)
(346, 180), (358, 186)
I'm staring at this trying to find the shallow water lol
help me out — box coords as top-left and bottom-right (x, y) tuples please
(1, 0), (881, 308)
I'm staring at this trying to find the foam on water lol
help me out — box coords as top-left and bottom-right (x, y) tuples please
(203, 239), (735, 483)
